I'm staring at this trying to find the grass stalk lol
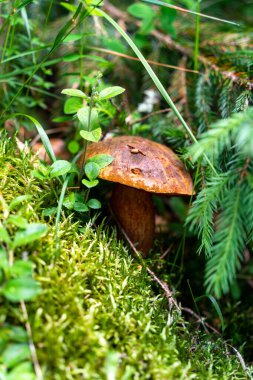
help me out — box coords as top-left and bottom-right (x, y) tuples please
(194, 0), (201, 72)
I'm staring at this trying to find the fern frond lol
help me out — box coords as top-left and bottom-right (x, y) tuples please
(205, 184), (247, 298)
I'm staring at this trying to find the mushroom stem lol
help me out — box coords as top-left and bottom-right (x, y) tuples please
(111, 184), (155, 256)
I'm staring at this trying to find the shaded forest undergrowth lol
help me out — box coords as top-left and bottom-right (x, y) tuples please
(1, 0), (253, 378)
(0, 134), (250, 379)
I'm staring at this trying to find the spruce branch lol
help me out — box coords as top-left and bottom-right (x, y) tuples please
(205, 184), (246, 297)
(186, 174), (230, 256)
(188, 108), (253, 162)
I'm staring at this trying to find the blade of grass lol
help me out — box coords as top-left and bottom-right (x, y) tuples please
(187, 280), (209, 333)
(1, 44), (52, 64)
(196, 294), (225, 332)
(142, 0), (239, 26)
(0, 0), (34, 36)
(54, 151), (83, 251)
(98, 9), (217, 175)
(21, 6), (36, 64)
(7, 113), (56, 162)
(194, 0), (200, 72)
(0, 58), (65, 80)
(55, 176), (69, 252)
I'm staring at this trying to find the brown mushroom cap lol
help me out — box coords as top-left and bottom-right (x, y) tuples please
(85, 136), (193, 195)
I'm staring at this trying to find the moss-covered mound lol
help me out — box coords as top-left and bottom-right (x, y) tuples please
(0, 134), (247, 379)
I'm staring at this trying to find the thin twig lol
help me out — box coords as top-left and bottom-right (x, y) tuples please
(20, 301), (43, 380)
(91, 46), (198, 73)
(128, 108), (171, 126)
(123, 226), (180, 313)
(160, 242), (173, 259)
(181, 306), (221, 335)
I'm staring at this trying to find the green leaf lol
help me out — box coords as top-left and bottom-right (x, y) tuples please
(63, 53), (81, 62)
(2, 344), (30, 369)
(66, 193), (90, 212)
(101, 37), (127, 54)
(61, 88), (87, 98)
(7, 215), (28, 229)
(160, 7), (176, 36)
(77, 107), (99, 130)
(74, 202), (89, 212)
(64, 97), (83, 114)
(85, 162), (100, 180)
(0, 247), (9, 270)
(11, 260), (33, 278)
(31, 163), (49, 180)
(0, 326), (27, 344)
(50, 160), (72, 178)
(42, 207), (57, 217)
(68, 140), (80, 154)
(3, 278), (41, 302)
(86, 0), (104, 5)
(63, 33), (82, 43)
(99, 86), (125, 100)
(128, 2), (154, 19)
(80, 128), (102, 142)
(86, 154), (114, 169)
(196, 294), (225, 332)
(60, 2), (77, 12)
(127, 3), (155, 34)
(82, 179), (99, 188)
(0, 224), (11, 245)
(9, 195), (32, 211)
(52, 116), (73, 122)
(87, 199), (101, 209)
(6, 362), (35, 380)
(63, 192), (75, 210)
(13, 223), (48, 248)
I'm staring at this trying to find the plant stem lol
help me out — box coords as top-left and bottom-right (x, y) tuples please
(79, 73), (101, 180)
(79, 96), (94, 180)
(20, 301), (44, 380)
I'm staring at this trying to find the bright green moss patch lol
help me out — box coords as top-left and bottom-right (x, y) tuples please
(0, 134), (248, 379)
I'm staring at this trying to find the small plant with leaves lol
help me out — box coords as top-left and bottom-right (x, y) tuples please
(60, 73), (125, 213)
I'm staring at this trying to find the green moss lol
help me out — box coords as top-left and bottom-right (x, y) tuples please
(0, 134), (248, 379)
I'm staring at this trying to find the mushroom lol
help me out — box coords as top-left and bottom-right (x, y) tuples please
(84, 136), (194, 255)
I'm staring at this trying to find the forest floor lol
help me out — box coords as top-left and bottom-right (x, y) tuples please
(0, 134), (250, 379)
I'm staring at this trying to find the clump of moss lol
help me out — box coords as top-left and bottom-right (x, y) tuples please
(0, 134), (248, 379)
